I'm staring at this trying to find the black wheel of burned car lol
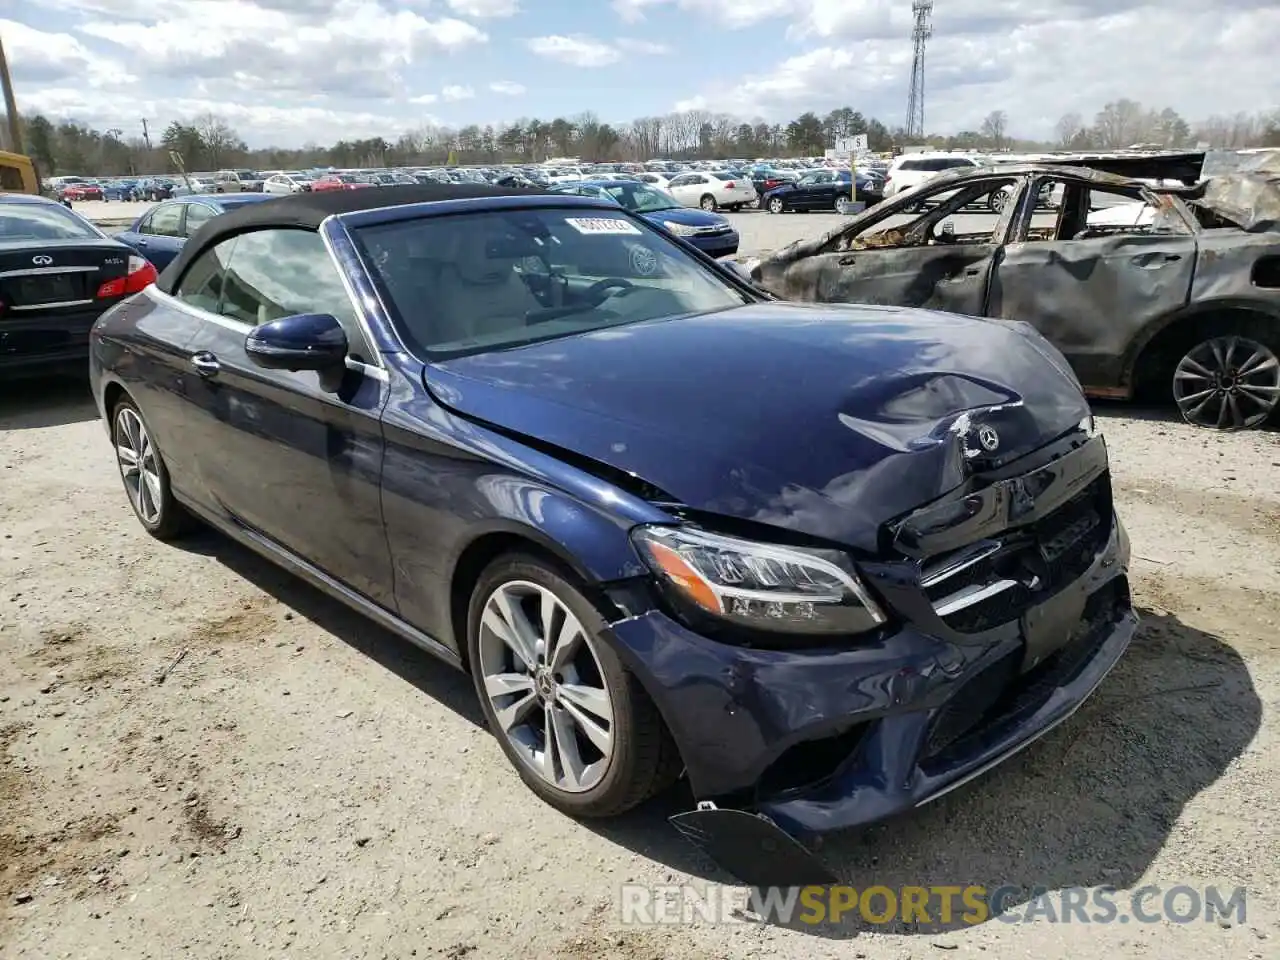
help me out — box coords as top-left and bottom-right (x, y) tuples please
(1172, 334), (1280, 429)
(467, 553), (679, 817)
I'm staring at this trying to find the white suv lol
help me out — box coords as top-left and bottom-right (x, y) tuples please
(883, 154), (984, 197)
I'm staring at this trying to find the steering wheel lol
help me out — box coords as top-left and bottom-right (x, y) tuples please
(583, 277), (635, 305)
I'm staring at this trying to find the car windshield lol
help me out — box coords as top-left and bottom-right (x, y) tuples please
(597, 182), (680, 214)
(353, 207), (751, 359)
(0, 202), (102, 241)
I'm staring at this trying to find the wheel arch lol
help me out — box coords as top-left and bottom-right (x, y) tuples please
(102, 379), (129, 419)
(1124, 297), (1280, 398)
(445, 519), (645, 671)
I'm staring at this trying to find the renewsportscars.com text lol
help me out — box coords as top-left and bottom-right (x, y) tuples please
(619, 883), (1248, 927)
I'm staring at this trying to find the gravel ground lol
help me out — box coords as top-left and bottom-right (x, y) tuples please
(2, 215), (1279, 959)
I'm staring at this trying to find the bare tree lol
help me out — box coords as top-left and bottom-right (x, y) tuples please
(1054, 112), (1084, 148)
(1092, 99), (1145, 148)
(192, 112), (241, 167)
(979, 110), (1008, 150)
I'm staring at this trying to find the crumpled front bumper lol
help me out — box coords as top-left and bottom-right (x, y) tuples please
(607, 508), (1134, 867)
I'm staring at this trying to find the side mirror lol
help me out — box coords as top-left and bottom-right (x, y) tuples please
(245, 313), (348, 372)
(722, 260), (755, 285)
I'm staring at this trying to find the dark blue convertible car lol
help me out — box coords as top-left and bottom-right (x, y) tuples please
(89, 183), (1136, 885)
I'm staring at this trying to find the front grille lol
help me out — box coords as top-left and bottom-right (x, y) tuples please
(921, 578), (1128, 765)
(920, 476), (1112, 633)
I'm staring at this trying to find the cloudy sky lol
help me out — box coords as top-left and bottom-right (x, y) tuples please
(4, 0), (1276, 148)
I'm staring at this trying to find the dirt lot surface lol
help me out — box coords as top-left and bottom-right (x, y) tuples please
(3, 213), (1280, 958)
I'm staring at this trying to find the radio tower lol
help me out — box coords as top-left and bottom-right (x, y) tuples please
(905, 0), (933, 140)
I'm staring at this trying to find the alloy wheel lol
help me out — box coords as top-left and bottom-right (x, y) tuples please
(1173, 334), (1280, 429)
(115, 407), (163, 524)
(769, 197), (784, 214)
(477, 580), (614, 793)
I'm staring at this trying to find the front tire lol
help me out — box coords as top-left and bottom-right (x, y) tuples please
(768, 196), (785, 214)
(467, 553), (677, 818)
(112, 398), (195, 539)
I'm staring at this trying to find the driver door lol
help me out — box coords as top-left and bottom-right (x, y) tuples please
(796, 176), (1024, 316)
(179, 227), (395, 606)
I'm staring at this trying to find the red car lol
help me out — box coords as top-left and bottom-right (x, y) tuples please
(311, 174), (374, 192)
(61, 182), (104, 201)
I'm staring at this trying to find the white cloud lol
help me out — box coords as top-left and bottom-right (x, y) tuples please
(611, 0), (667, 22)
(74, 0), (487, 99)
(446, 0), (520, 15)
(526, 34), (623, 67)
(678, 1), (1280, 138)
(441, 84), (475, 102)
(616, 37), (672, 54)
(410, 93), (439, 104)
(1, 17), (136, 87)
(612, 0), (794, 28)
(489, 80), (527, 95)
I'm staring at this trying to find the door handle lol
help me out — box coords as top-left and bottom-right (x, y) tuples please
(1134, 252), (1182, 268)
(838, 255), (857, 266)
(136, 238), (148, 246)
(190, 352), (221, 376)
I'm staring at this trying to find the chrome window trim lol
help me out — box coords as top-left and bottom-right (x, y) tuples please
(144, 286), (389, 383)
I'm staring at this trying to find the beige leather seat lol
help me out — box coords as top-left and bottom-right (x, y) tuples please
(432, 223), (544, 344)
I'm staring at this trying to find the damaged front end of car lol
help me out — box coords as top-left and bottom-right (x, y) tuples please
(612, 413), (1137, 886)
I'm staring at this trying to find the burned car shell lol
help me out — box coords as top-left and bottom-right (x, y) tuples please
(752, 161), (1280, 429)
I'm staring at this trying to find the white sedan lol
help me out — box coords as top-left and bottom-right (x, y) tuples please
(665, 171), (757, 211)
(263, 172), (315, 194)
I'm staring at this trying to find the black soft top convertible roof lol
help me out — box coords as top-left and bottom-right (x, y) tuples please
(156, 182), (551, 294)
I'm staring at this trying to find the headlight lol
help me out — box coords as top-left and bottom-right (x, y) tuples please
(662, 221), (699, 237)
(631, 525), (886, 637)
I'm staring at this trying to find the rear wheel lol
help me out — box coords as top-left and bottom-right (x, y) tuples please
(1172, 333), (1280, 429)
(467, 553), (677, 818)
(988, 188), (1009, 213)
(835, 194), (852, 214)
(112, 398), (196, 538)
(699, 194), (718, 212)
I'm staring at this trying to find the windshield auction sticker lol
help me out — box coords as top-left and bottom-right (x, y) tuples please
(565, 217), (642, 235)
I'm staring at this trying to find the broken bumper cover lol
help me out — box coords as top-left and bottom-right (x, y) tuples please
(608, 512), (1134, 872)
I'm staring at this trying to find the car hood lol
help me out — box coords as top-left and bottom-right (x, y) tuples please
(425, 303), (1091, 552)
(639, 207), (728, 228)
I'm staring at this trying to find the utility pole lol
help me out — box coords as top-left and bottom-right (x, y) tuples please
(141, 118), (151, 150)
(0, 29), (24, 153)
(905, 0), (933, 142)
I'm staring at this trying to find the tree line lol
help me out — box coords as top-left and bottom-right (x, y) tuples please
(15, 99), (1280, 178)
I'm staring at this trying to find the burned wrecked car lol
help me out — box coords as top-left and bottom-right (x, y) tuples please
(90, 183), (1135, 886)
(753, 158), (1280, 429)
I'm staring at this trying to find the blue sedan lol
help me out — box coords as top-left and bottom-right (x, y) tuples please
(113, 193), (278, 269)
(88, 183), (1134, 887)
(550, 179), (739, 258)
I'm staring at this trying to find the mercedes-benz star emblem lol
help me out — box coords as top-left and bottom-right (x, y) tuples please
(32, 255), (53, 266)
(977, 425), (1001, 452)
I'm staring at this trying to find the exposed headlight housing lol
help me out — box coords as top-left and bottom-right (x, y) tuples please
(631, 525), (886, 638)
(662, 221), (699, 237)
